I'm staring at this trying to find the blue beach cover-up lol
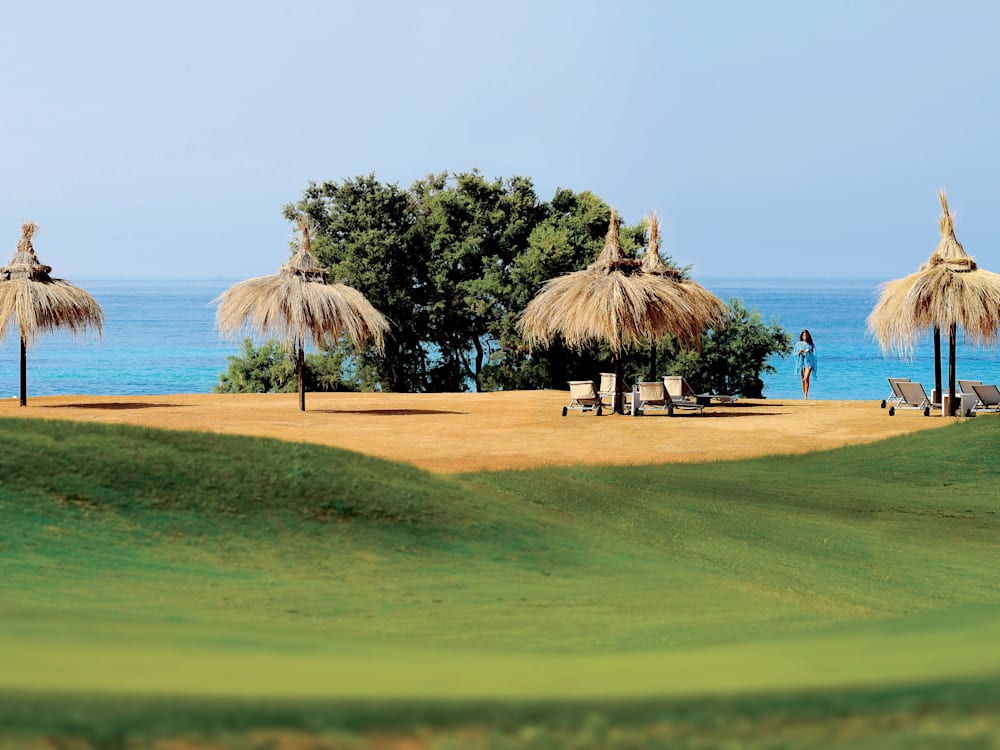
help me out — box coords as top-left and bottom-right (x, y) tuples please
(795, 341), (817, 378)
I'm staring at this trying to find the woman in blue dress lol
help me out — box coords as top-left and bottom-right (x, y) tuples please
(795, 329), (817, 399)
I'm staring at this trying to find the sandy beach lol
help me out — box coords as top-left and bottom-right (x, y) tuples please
(0, 391), (955, 474)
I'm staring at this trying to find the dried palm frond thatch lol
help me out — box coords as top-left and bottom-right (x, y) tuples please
(215, 215), (389, 411)
(521, 210), (702, 353)
(520, 209), (721, 411)
(0, 222), (104, 406)
(868, 191), (1000, 414)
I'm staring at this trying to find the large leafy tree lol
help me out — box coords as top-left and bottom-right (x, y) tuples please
(411, 170), (543, 391)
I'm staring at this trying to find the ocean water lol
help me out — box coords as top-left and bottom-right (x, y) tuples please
(2, 277), (998, 401)
(705, 277), (1000, 400)
(0, 279), (238, 399)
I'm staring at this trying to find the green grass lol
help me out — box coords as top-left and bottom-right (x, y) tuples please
(0, 415), (998, 748)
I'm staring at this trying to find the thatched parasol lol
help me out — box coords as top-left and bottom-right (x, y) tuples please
(519, 209), (715, 412)
(215, 215), (389, 411)
(0, 222), (104, 406)
(868, 191), (1000, 415)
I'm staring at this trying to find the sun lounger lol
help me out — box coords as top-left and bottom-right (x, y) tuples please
(633, 381), (704, 416)
(970, 383), (1000, 414)
(887, 381), (937, 416)
(881, 377), (911, 409)
(958, 379), (982, 395)
(664, 375), (736, 406)
(563, 380), (606, 416)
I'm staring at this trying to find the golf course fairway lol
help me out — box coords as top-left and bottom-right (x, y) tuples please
(1, 413), (997, 748)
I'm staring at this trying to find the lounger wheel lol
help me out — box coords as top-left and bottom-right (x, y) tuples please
(880, 399), (886, 408)
(562, 406), (567, 417)
(923, 407), (930, 417)
(596, 406), (603, 416)
(888, 407), (895, 416)
(667, 405), (675, 417)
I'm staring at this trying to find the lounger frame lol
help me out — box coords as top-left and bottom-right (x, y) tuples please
(881, 377), (911, 409)
(971, 383), (1000, 414)
(664, 375), (736, 405)
(633, 381), (704, 417)
(563, 380), (606, 416)
(887, 381), (936, 417)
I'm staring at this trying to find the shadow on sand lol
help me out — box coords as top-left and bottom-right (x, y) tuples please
(43, 402), (184, 411)
(312, 408), (466, 416)
(623, 401), (789, 418)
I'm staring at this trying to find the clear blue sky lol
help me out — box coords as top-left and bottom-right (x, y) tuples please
(3, 0), (999, 281)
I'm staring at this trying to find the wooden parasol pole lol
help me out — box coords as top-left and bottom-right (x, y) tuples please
(947, 323), (957, 416)
(19, 332), (27, 407)
(297, 337), (306, 412)
(933, 326), (942, 404)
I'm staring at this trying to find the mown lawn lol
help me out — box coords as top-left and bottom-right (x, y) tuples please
(0, 415), (997, 748)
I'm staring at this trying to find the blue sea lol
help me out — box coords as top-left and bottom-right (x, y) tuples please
(2, 278), (999, 401)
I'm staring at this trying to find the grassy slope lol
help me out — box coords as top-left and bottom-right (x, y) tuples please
(0, 416), (998, 745)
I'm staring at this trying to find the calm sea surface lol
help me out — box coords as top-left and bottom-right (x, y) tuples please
(2, 277), (998, 401)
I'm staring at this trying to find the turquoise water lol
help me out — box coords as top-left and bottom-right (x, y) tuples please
(1, 277), (997, 400)
(0, 279), (237, 399)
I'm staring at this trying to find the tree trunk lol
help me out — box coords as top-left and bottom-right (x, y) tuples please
(19, 333), (27, 407)
(473, 336), (484, 393)
(297, 338), (306, 412)
(933, 326), (942, 403)
(947, 323), (957, 417)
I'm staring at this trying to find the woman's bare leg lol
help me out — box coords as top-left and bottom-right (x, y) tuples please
(802, 368), (812, 399)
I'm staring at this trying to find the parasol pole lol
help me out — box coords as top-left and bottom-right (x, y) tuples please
(933, 326), (942, 404)
(19, 330), (27, 407)
(297, 335), (306, 412)
(947, 323), (957, 416)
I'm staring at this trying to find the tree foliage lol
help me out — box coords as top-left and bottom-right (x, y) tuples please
(219, 172), (789, 396)
(215, 339), (358, 394)
(659, 299), (792, 398)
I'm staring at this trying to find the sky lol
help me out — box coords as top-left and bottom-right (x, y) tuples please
(3, 0), (1000, 281)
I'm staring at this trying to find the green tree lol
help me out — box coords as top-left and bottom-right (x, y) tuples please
(412, 170), (544, 391)
(215, 339), (296, 393)
(660, 298), (792, 398)
(215, 338), (360, 394)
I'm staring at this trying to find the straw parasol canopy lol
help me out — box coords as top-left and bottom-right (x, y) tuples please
(519, 209), (719, 411)
(0, 222), (104, 406)
(215, 215), (389, 411)
(868, 191), (1000, 415)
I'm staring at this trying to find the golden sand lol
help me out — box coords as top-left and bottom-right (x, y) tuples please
(0, 390), (955, 474)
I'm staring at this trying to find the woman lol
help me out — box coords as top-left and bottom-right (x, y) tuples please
(794, 329), (817, 399)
